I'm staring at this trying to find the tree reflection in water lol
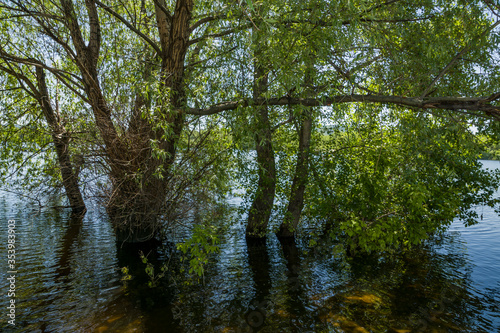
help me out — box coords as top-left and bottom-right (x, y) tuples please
(158, 230), (498, 332)
(0, 192), (498, 332)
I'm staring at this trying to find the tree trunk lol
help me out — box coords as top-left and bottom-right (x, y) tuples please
(35, 68), (86, 213)
(276, 53), (316, 239)
(60, 0), (193, 242)
(246, 238), (271, 300)
(276, 111), (312, 238)
(277, 236), (305, 313)
(246, 61), (276, 239)
(53, 133), (87, 214)
(110, 0), (192, 242)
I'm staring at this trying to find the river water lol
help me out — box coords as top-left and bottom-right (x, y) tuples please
(0, 160), (499, 332)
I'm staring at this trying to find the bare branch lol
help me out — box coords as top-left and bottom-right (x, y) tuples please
(0, 63), (38, 98)
(95, 0), (162, 55)
(152, 0), (172, 20)
(153, 0), (171, 56)
(185, 94), (500, 120)
(188, 23), (252, 46)
(85, 0), (101, 61)
(190, 14), (225, 32)
(60, 0), (88, 56)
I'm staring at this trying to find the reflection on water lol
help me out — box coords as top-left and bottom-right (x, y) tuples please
(0, 196), (143, 332)
(0, 161), (498, 332)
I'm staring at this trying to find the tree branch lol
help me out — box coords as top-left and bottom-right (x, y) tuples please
(95, 0), (162, 55)
(85, 0), (101, 61)
(186, 46), (237, 68)
(185, 94), (500, 119)
(188, 23), (252, 46)
(279, 15), (434, 27)
(420, 20), (500, 98)
(188, 13), (431, 47)
(362, 0), (402, 15)
(0, 48), (84, 86)
(190, 14), (224, 32)
(152, 0), (172, 21)
(153, 0), (171, 56)
(272, 114), (295, 132)
(0, 63), (38, 99)
(486, 91), (500, 102)
(60, 0), (87, 56)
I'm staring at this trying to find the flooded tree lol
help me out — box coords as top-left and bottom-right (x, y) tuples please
(1, 0), (500, 251)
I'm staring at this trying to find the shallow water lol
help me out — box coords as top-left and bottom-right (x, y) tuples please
(0, 161), (499, 332)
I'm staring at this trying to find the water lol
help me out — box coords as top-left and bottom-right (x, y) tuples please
(0, 161), (499, 332)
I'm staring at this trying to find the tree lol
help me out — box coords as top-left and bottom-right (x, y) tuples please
(0, 19), (88, 211)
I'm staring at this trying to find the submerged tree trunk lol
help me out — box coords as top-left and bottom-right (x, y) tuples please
(246, 61), (276, 239)
(35, 68), (86, 213)
(277, 236), (306, 314)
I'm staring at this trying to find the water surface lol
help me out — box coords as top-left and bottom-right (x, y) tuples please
(0, 161), (499, 332)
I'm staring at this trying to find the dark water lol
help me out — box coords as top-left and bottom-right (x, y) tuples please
(0, 161), (499, 332)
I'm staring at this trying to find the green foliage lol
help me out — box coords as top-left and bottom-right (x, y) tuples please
(478, 134), (500, 160)
(120, 266), (132, 283)
(306, 106), (500, 253)
(177, 224), (220, 278)
(139, 251), (168, 288)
